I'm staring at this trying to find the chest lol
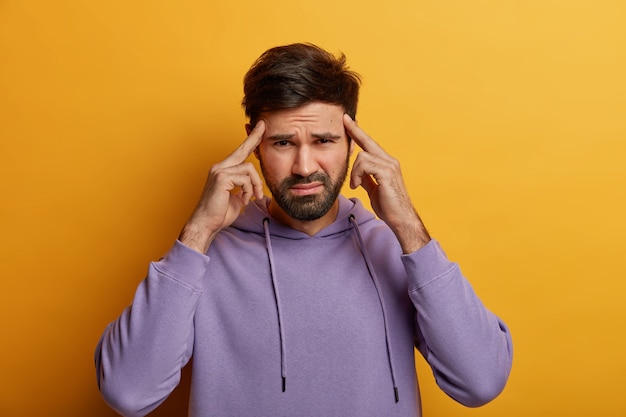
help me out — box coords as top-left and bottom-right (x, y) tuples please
(199, 233), (407, 351)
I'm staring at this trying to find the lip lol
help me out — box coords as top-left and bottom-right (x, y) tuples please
(290, 182), (324, 196)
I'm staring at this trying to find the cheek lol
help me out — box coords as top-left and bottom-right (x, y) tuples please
(258, 149), (289, 178)
(321, 150), (350, 173)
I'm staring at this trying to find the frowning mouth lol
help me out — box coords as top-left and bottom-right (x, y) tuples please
(289, 182), (324, 196)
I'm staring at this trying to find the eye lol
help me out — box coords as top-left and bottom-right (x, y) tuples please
(274, 140), (291, 147)
(316, 138), (337, 145)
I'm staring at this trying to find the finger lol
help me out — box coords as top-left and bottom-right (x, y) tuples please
(223, 120), (266, 166)
(245, 162), (265, 200)
(239, 162), (265, 202)
(239, 177), (254, 205)
(350, 158), (378, 195)
(212, 162), (263, 198)
(350, 156), (373, 189)
(343, 114), (386, 155)
(224, 162), (264, 202)
(223, 172), (257, 202)
(360, 174), (378, 195)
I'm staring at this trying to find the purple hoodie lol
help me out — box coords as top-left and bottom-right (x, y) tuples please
(95, 196), (512, 417)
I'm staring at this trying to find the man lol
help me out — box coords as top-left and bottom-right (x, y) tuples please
(95, 43), (513, 417)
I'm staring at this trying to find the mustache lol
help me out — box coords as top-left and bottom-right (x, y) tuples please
(281, 172), (330, 188)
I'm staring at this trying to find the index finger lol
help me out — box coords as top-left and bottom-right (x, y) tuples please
(225, 120), (266, 165)
(343, 114), (386, 155)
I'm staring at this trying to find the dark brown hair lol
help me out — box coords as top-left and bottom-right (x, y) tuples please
(242, 43), (361, 126)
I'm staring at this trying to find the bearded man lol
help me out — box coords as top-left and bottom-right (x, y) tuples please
(96, 43), (513, 417)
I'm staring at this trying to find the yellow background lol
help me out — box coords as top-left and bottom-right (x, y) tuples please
(1, 1), (625, 416)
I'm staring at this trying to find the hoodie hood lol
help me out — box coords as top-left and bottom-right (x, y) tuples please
(231, 195), (377, 239)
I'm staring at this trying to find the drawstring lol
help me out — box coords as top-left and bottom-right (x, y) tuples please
(262, 215), (399, 403)
(349, 214), (400, 403)
(263, 218), (287, 393)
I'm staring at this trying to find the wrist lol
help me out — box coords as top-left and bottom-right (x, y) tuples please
(178, 223), (217, 254)
(392, 210), (431, 254)
(397, 229), (431, 254)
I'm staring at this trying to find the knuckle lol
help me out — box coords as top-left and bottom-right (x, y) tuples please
(209, 162), (225, 175)
(211, 168), (231, 183)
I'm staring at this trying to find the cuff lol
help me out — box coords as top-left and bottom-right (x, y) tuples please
(402, 239), (457, 292)
(152, 240), (211, 291)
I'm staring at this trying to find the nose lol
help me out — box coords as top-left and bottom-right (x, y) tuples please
(292, 145), (319, 178)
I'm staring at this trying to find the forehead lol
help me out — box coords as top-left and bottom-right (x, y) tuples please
(261, 102), (345, 135)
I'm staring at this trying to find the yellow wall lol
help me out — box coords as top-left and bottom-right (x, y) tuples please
(1, 1), (625, 416)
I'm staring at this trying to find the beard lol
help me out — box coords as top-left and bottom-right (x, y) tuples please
(259, 155), (350, 222)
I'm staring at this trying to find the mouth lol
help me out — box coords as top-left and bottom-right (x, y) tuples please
(289, 182), (324, 196)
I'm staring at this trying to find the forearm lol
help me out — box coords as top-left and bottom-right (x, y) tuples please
(96, 241), (207, 417)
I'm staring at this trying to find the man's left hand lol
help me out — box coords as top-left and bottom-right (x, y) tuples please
(343, 114), (431, 253)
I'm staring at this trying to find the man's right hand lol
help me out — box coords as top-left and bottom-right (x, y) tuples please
(178, 121), (266, 254)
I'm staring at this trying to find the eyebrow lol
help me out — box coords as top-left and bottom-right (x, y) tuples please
(267, 133), (296, 141)
(266, 132), (342, 141)
(312, 132), (342, 140)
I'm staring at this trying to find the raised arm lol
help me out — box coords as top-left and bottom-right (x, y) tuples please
(95, 123), (266, 416)
(344, 114), (512, 405)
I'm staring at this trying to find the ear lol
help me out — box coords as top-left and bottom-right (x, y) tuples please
(349, 137), (355, 155)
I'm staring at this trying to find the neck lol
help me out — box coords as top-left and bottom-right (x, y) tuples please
(267, 199), (340, 236)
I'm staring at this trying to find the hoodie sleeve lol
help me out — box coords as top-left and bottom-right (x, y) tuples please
(402, 239), (513, 407)
(95, 240), (209, 417)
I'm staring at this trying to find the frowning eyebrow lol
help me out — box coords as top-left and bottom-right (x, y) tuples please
(312, 132), (342, 140)
(267, 133), (296, 141)
(266, 132), (342, 141)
